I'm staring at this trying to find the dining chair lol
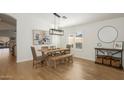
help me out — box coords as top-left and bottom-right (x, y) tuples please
(66, 44), (73, 49)
(50, 46), (56, 49)
(31, 46), (47, 68)
(41, 46), (48, 50)
(65, 44), (72, 54)
(64, 49), (70, 54)
(41, 46), (52, 57)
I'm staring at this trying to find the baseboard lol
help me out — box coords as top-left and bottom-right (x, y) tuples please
(73, 56), (95, 63)
(17, 58), (33, 63)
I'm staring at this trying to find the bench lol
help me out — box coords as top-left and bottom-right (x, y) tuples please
(48, 54), (73, 68)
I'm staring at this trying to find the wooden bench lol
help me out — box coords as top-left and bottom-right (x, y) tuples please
(48, 54), (73, 68)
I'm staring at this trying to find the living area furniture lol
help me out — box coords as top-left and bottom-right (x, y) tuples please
(31, 46), (47, 68)
(48, 54), (73, 68)
(41, 46), (49, 50)
(49, 46), (56, 49)
(66, 44), (73, 49)
(38, 48), (72, 68)
(95, 48), (123, 69)
(38, 48), (70, 55)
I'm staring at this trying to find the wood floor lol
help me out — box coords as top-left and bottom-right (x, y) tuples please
(0, 49), (124, 80)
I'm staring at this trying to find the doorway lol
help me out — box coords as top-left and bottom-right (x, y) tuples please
(0, 14), (16, 64)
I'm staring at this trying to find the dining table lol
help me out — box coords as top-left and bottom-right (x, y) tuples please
(37, 48), (71, 68)
(38, 48), (70, 55)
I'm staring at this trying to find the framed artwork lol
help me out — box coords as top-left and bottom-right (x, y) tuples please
(113, 41), (123, 49)
(75, 32), (84, 49)
(32, 30), (51, 45)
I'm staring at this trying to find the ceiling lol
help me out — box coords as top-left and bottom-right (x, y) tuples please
(0, 14), (16, 31)
(59, 13), (124, 27)
(28, 13), (124, 28)
(0, 13), (124, 31)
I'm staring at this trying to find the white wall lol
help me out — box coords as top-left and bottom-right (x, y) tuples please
(6, 13), (124, 65)
(7, 13), (60, 62)
(61, 17), (124, 66)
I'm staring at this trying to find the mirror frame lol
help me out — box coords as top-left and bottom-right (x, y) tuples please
(97, 26), (118, 43)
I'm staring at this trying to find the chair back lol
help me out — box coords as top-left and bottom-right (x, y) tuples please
(50, 46), (56, 49)
(64, 49), (70, 54)
(41, 46), (48, 50)
(31, 46), (37, 60)
(66, 44), (73, 49)
(65, 44), (72, 54)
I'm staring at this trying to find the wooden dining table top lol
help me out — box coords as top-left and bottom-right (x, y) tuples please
(38, 48), (70, 54)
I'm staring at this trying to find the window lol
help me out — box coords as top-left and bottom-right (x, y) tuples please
(75, 32), (84, 49)
(68, 34), (75, 45)
(68, 32), (84, 50)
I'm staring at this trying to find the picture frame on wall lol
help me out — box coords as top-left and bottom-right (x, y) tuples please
(32, 30), (51, 45)
(113, 41), (123, 49)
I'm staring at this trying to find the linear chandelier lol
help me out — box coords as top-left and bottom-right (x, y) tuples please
(49, 13), (67, 36)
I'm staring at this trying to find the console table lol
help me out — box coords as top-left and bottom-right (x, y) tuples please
(95, 48), (123, 69)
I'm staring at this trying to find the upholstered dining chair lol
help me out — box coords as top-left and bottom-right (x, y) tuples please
(65, 44), (73, 54)
(41, 46), (48, 50)
(66, 44), (73, 49)
(50, 46), (56, 49)
(31, 46), (47, 68)
(41, 46), (52, 56)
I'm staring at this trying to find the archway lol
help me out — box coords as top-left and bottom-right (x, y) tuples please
(0, 13), (16, 64)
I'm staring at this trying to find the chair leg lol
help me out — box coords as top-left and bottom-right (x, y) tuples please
(46, 59), (49, 66)
(36, 62), (38, 69)
(64, 58), (67, 63)
(33, 60), (37, 69)
(68, 58), (70, 62)
(33, 60), (35, 68)
(54, 60), (56, 68)
(70, 56), (73, 63)
(42, 59), (48, 66)
(40, 61), (43, 66)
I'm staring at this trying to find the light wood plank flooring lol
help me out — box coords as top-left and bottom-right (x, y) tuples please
(0, 49), (124, 80)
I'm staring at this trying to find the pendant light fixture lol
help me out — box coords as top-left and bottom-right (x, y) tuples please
(49, 13), (67, 36)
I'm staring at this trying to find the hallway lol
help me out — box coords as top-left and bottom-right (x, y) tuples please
(0, 48), (16, 63)
(0, 48), (16, 79)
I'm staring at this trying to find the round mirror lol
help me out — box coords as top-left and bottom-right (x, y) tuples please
(98, 26), (118, 43)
